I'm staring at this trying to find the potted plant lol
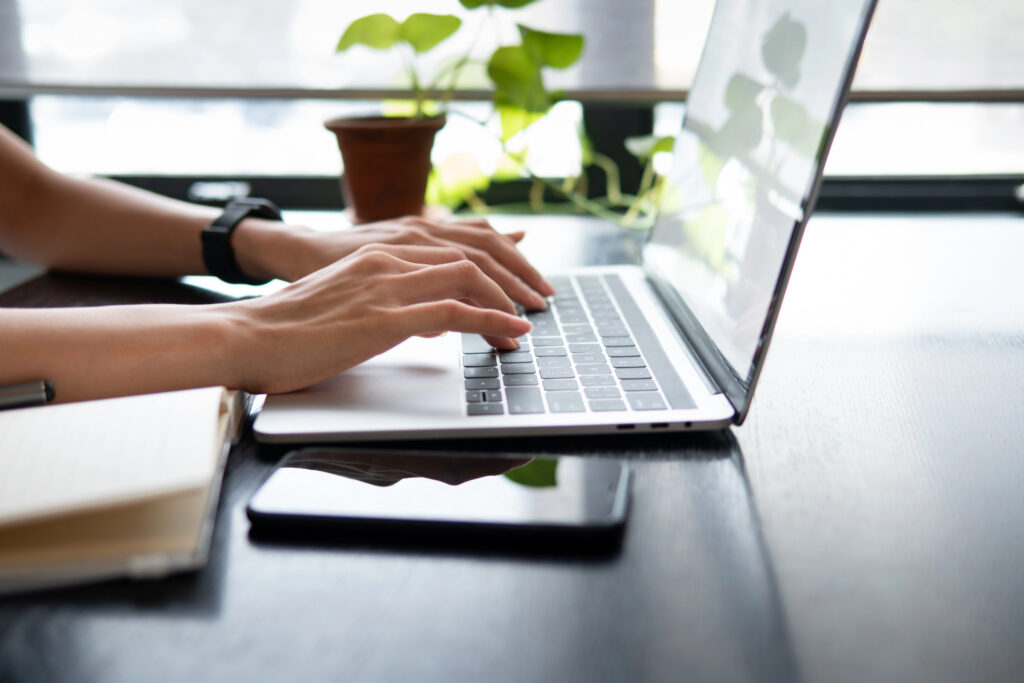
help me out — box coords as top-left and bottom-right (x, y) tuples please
(328, 1), (583, 223)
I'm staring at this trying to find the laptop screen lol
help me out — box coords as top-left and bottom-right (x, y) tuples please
(645, 0), (875, 385)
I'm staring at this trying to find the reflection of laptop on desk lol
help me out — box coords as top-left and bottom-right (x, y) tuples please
(254, 0), (878, 443)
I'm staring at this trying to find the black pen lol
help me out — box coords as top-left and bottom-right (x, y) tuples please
(0, 380), (56, 410)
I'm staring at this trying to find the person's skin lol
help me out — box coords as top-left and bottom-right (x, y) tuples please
(0, 125), (551, 403)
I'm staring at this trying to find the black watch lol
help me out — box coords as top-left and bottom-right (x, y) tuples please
(201, 198), (282, 285)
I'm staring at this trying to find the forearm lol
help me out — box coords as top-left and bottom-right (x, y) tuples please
(0, 305), (245, 403)
(0, 122), (307, 280)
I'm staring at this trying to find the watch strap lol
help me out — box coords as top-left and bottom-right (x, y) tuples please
(201, 198), (281, 285)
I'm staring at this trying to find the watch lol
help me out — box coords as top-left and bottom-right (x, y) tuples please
(201, 198), (282, 285)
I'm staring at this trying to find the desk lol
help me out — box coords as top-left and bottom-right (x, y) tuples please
(1, 213), (1023, 682)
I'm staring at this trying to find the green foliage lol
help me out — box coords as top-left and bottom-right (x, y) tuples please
(459, 0), (541, 8)
(337, 13), (461, 55)
(400, 14), (462, 54)
(519, 25), (584, 69)
(489, 45), (548, 113)
(336, 14), (401, 51)
(624, 134), (675, 161)
(503, 459), (558, 488)
(335, 7), (583, 124)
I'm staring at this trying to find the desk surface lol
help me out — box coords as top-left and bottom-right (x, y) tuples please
(2, 213), (1023, 683)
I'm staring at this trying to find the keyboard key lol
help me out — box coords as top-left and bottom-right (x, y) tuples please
(539, 367), (574, 379)
(571, 352), (604, 364)
(468, 403), (504, 416)
(565, 332), (597, 343)
(547, 392), (585, 413)
(626, 393), (667, 410)
(558, 313), (589, 324)
(480, 390), (503, 402)
(603, 273), (696, 410)
(592, 310), (623, 320)
(576, 363), (612, 375)
(543, 379), (579, 391)
(580, 375), (616, 387)
(616, 367), (653, 380)
(584, 386), (622, 399)
(534, 346), (567, 357)
(465, 390), (485, 403)
(611, 357), (645, 368)
(461, 334), (495, 354)
(504, 374), (539, 386)
(463, 354), (497, 367)
(531, 337), (565, 347)
(506, 387), (545, 414)
(606, 346), (641, 357)
(598, 327), (630, 338)
(465, 378), (500, 390)
(538, 356), (571, 369)
(531, 325), (561, 337)
(588, 399), (627, 412)
(502, 363), (537, 374)
(569, 343), (602, 354)
(621, 379), (659, 391)
(602, 336), (635, 347)
(465, 367), (499, 379)
(499, 351), (534, 364)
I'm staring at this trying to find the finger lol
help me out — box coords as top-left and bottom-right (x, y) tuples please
(397, 300), (531, 344)
(433, 223), (555, 298)
(458, 245), (548, 311)
(357, 243), (466, 267)
(504, 230), (527, 243)
(395, 260), (519, 317)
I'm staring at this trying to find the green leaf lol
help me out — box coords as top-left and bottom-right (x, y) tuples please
(336, 14), (402, 52)
(498, 103), (545, 142)
(624, 134), (675, 161)
(488, 45), (549, 113)
(518, 25), (584, 69)
(337, 15), (402, 52)
(459, 0), (541, 8)
(400, 13), (461, 54)
(503, 459), (558, 488)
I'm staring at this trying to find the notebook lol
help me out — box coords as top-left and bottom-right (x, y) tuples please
(0, 386), (244, 595)
(254, 0), (878, 443)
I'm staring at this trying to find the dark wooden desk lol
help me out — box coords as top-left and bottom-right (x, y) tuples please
(2, 213), (1023, 683)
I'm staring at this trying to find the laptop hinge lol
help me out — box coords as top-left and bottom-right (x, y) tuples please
(644, 266), (748, 421)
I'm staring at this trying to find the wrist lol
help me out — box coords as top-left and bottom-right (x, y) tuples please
(231, 217), (314, 283)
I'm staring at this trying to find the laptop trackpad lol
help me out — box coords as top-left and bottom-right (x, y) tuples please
(257, 335), (464, 435)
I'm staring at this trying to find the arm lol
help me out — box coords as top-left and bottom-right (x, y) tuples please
(0, 125), (554, 307)
(0, 244), (532, 403)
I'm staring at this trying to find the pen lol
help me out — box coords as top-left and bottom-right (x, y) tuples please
(0, 380), (56, 410)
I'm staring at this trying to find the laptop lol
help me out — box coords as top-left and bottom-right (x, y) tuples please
(254, 0), (878, 443)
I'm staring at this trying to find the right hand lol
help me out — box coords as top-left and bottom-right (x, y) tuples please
(222, 243), (532, 395)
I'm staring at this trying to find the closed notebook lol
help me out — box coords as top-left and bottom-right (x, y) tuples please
(0, 386), (243, 595)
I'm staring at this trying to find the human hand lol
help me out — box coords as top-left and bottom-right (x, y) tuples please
(222, 243), (532, 395)
(236, 215), (555, 310)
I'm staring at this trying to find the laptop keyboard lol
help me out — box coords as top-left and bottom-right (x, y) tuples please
(462, 273), (693, 416)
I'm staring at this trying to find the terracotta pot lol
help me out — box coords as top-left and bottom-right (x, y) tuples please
(324, 115), (446, 224)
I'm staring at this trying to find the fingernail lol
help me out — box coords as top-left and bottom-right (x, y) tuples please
(511, 318), (532, 335)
